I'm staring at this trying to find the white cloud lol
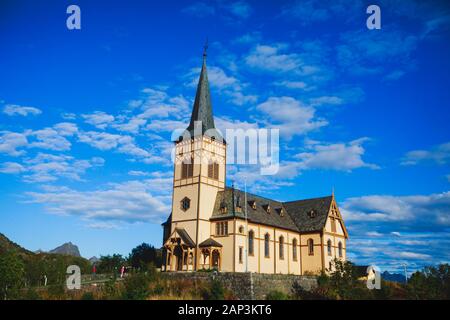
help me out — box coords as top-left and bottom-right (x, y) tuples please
(26, 178), (172, 223)
(77, 131), (131, 151)
(245, 44), (303, 73)
(0, 132), (28, 156)
(3, 104), (42, 116)
(0, 152), (104, 183)
(61, 112), (77, 120)
(341, 191), (450, 228)
(112, 117), (147, 134)
(145, 119), (187, 133)
(77, 130), (168, 164)
(274, 80), (313, 91)
(256, 96), (327, 139)
(27, 128), (72, 151)
(402, 142), (450, 165)
(309, 95), (343, 107)
(53, 122), (78, 136)
(294, 138), (379, 171)
(85, 222), (122, 230)
(128, 170), (151, 177)
(390, 251), (431, 260)
(82, 111), (115, 129)
(0, 162), (26, 174)
(366, 231), (383, 237)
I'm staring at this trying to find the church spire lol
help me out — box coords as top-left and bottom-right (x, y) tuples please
(185, 42), (223, 141)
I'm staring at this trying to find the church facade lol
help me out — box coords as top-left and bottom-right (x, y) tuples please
(162, 55), (348, 275)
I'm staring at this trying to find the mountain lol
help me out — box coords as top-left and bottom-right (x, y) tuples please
(89, 256), (100, 264)
(49, 242), (81, 257)
(382, 271), (407, 283)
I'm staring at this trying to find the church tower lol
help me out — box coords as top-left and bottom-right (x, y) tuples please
(163, 50), (226, 271)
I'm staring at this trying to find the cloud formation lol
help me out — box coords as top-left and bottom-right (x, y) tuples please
(2, 104), (42, 117)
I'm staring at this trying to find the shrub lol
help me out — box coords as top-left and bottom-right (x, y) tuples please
(201, 279), (224, 300)
(122, 273), (150, 300)
(266, 290), (288, 300)
(81, 292), (95, 300)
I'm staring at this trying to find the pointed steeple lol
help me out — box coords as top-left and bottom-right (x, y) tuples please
(184, 43), (223, 142)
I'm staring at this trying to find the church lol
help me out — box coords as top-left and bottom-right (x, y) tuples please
(162, 52), (348, 275)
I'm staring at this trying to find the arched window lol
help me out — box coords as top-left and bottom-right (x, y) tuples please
(264, 233), (270, 258)
(327, 239), (332, 256)
(292, 238), (298, 261)
(248, 230), (254, 255)
(308, 239), (314, 255)
(279, 236), (284, 259)
(338, 241), (343, 258)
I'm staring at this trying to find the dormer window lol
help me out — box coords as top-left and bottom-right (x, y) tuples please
(263, 204), (271, 214)
(235, 195), (242, 213)
(276, 208), (284, 217)
(249, 201), (256, 210)
(220, 200), (227, 214)
(308, 210), (316, 218)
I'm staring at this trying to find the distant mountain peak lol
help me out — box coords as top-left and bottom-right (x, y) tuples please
(49, 242), (81, 257)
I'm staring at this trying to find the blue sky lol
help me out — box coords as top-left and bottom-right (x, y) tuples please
(0, 0), (449, 273)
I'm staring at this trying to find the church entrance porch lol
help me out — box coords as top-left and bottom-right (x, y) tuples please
(163, 228), (195, 272)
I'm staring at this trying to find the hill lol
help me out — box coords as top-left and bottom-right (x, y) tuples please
(0, 232), (34, 257)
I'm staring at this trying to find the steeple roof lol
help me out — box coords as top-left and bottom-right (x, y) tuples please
(183, 55), (224, 142)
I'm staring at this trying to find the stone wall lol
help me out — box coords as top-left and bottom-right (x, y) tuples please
(161, 272), (317, 299)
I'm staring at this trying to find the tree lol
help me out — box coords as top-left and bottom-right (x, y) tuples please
(128, 243), (162, 270)
(0, 250), (25, 299)
(97, 254), (125, 274)
(407, 264), (450, 299)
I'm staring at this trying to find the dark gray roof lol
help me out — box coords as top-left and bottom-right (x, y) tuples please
(199, 238), (223, 247)
(174, 228), (195, 247)
(211, 187), (333, 233)
(283, 196), (333, 232)
(180, 58), (223, 142)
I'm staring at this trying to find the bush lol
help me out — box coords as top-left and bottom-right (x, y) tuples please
(266, 290), (288, 300)
(201, 279), (224, 300)
(23, 288), (41, 300)
(48, 284), (65, 299)
(102, 279), (121, 299)
(81, 292), (95, 300)
(122, 273), (150, 300)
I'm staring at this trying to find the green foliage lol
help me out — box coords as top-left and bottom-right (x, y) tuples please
(23, 288), (41, 300)
(266, 290), (288, 300)
(81, 292), (95, 300)
(102, 278), (121, 300)
(201, 279), (224, 300)
(128, 243), (162, 270)
(48, 284), (65, 299)
(0, 250), (25, 299)
(97, 254), (125, 275)
(122, 273), (150, 300)
(407, 264), (450, 299)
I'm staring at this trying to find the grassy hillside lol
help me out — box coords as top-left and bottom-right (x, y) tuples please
(0, 232), (34, 257)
